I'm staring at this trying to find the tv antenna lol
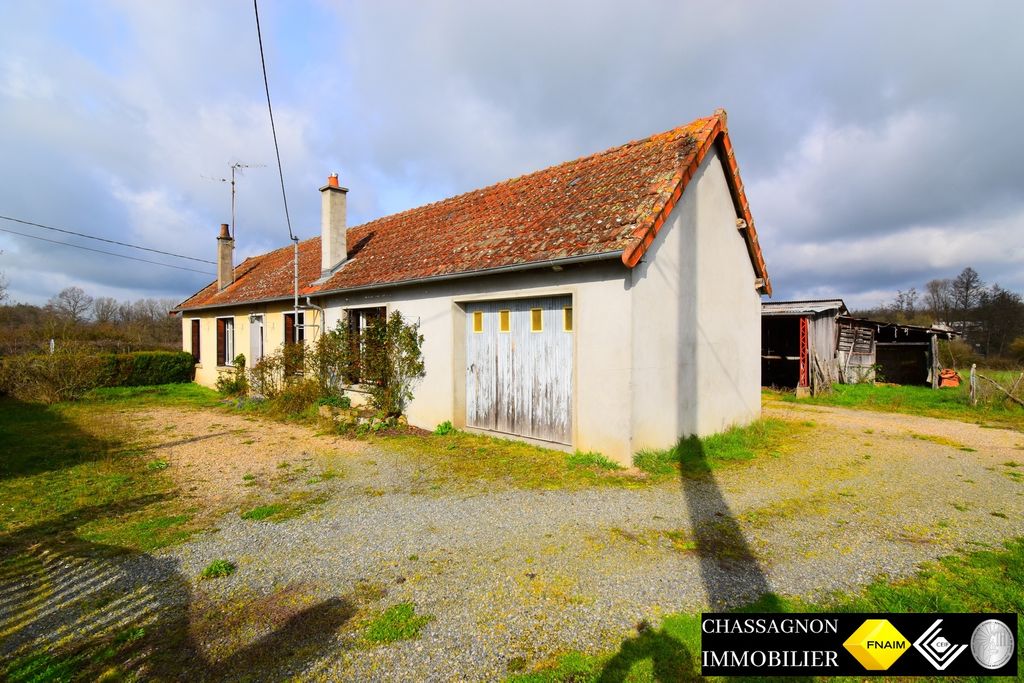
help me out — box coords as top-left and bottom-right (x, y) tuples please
(202, 162), (265, 238)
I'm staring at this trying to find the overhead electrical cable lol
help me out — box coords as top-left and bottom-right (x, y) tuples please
(0, 214), (216, 264)
(0, 227), (216, 275)
(253, 0), (296, 241)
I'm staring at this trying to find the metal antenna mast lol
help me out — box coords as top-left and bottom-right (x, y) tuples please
(202, 162), (265, 239)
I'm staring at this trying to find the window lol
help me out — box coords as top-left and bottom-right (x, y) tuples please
(190, 319), (201, 363)
(345, 306), (387, 383)
(530, 308), (543, 332)
(284, 311), (305, 345)
(498, 310), (510, 333)
(284, 311), (305, 375)
(216, 317), (234, 366)
(563, 307), (573, 332)
(472, 310), (484, 333)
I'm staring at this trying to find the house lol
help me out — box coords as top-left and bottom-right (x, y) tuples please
(761, 299), (957, 394)
(174, 109), (770, 465)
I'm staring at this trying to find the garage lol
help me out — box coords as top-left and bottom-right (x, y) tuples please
(465, 296), (573, 444)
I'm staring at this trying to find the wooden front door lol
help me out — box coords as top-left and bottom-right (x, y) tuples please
(465, 296), (573, 444)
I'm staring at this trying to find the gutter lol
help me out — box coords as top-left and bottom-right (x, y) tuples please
(171, 250), (624, 313)
(302, 296), (326, 336)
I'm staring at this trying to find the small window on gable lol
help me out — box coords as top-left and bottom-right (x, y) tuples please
(499, 310), (510, 333)
(563, 307), (573, 332)
(530, 308), (543, 332)
(472, 310), (484, 333)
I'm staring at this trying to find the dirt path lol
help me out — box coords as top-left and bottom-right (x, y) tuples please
(5, 402), (1023, 681)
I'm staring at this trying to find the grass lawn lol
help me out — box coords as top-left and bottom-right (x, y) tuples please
(511, 538), (1024, 682)
(0, 383), (220, 554)
(770, 370), (1024, 432)
(370, 418), (805, 490)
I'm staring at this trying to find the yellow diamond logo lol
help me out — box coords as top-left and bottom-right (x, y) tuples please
(843, 619), (910, 670)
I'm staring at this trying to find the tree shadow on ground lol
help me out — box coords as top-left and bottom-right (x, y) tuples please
(598, 436), (807, 682)
(0, 500), (367, 681)
(0, 397), (122, 481)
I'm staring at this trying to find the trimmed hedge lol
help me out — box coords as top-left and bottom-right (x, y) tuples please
(99, 351), (196, 387)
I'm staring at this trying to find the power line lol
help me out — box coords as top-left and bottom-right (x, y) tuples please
(0, 214), (216, 264)
(253, 0), (296, 242)
(0, 227), (216, 275)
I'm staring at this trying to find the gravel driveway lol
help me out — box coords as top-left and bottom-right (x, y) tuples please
(4, 401), (1023, 681)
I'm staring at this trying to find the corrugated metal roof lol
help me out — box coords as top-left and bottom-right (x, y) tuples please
(761, 299), (848, 316)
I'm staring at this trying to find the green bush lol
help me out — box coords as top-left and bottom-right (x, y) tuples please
(215, 354), (248, 396)
(270, 379), (321, 417)
(317, 394), (351, 409)
(98, 351), (195, 387)
(433, 420), (455, 436)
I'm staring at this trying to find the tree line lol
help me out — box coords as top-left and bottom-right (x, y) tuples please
(0, 284), (181, 356)
(854, 267), (1024, 360)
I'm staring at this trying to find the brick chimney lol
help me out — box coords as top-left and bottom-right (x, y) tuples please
(320, 173), (348, 274)
(217, 223), (234, 290)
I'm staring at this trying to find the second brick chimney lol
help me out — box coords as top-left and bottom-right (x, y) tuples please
(217, 223), (234, 290)
(320, 173), (348, 274)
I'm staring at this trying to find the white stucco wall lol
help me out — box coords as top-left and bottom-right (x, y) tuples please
(628, 147), (761, 450)
(321, 261), (635, 462)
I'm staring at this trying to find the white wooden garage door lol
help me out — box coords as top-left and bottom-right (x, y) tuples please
(465, 296), (573, 444)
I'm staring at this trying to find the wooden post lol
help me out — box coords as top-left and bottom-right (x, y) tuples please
(930, 334), (939, 389)
(969, 363), (977, 406)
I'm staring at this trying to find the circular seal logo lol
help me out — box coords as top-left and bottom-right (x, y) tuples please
(970, 619), (1015, 670)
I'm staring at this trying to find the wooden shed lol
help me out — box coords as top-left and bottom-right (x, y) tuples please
(761, 300), (956, 393)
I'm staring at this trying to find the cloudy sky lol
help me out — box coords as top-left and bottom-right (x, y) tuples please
(1, 0), (1022, 309)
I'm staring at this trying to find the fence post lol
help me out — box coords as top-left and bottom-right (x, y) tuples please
(969, 363), (977, 406)
(49, 338), (55, 354)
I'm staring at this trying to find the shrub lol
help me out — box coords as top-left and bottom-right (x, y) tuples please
(362, 312), (425, 417)
(249, 351), (285, 399)
(317, 394), (351, 409)
(1010, 337), (1024, 363)
(433, 420), (455, 436)
(270, 379), (321, 417)
(0, 345), (105, 403)
(215, 354), (248, 396)
(939, 339), (979, 369)
(98, 351), (195, 387)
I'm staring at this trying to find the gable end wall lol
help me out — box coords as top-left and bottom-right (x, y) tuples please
(628, 147), (761, 450)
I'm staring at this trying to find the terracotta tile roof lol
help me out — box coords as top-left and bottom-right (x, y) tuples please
(176, 109), (770, 311)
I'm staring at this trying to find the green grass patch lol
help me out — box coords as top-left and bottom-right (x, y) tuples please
(239, 491), (329, 523)
(83, 383), (221, 408)
(566, 451), (622, 471)
(240, 504), (284, 521)
(0, 394), (203, 552)
(633, 419), (799, 479)
(771, 377), (1024, 431)
(511, 538), (1024, 682)
(362, 602), (433, 644)
(376, 431), (644, 490)
(200, 558), (236, 579)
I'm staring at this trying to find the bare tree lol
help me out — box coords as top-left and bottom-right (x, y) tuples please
(46, 286), (94, 324)
(951, 267), (984, 335)
(93, 296), (118, 324)
(925, 278), (953, 324)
